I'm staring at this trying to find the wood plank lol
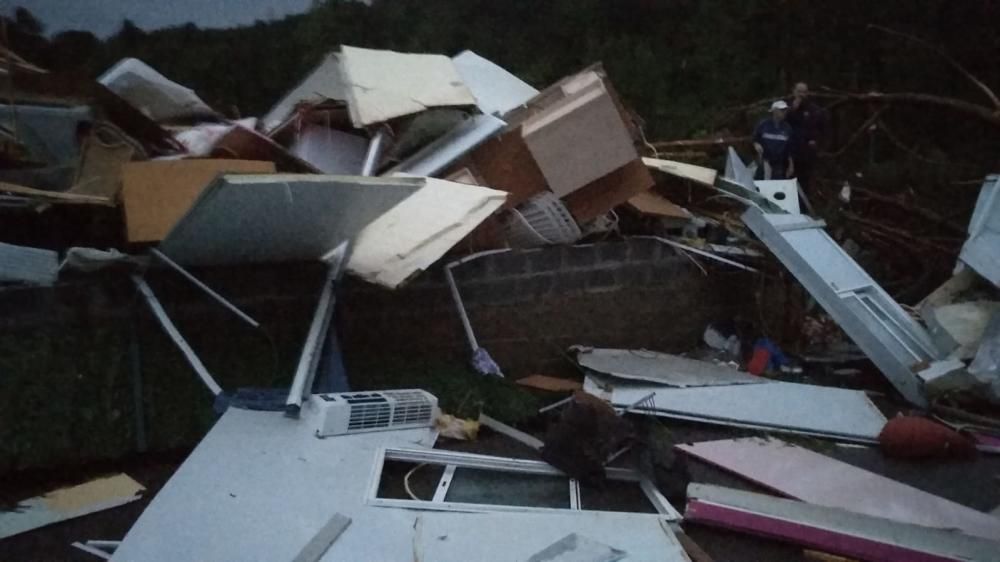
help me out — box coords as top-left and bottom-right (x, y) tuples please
(121, 159), (275, 243)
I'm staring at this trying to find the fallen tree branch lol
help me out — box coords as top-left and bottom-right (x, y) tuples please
(841, 211), (959, 254)
(650, 136), (751, 150)
(867, 24), (1000, 110)
(851, 185), (966, 235)
(828, 107), (888, 157)
(810, 91), (1000, 129)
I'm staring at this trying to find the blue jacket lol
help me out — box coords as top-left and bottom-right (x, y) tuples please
(753, 118), (793, 167)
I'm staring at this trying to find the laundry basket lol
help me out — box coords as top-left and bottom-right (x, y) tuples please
(503, 191), (582, 247)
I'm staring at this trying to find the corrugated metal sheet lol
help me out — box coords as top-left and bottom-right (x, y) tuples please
(158, 174), (423, 267)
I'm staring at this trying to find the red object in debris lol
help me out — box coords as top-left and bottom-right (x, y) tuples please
(878, 416), (976, 459)
(747, 347), (771, 375)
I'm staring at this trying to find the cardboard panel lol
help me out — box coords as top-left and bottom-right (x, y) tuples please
(522, 82), (637, 197)
(121, 159), (275, 243)
(467, 128), (547, 208)
(563, 159), (654, 222)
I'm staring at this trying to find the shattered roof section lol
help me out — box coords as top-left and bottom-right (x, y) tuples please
(339, 46), (476, 127)
(99, 58), (217, 123)
(452, 50), (539, 116)
(261, 53), (346, 134)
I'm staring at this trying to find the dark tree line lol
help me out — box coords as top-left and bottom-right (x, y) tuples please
(4, 1), (1000, 171)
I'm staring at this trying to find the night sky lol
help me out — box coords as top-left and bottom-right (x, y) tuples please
(0, 0), (317, 38)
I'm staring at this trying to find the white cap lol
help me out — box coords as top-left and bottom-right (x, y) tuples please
(770, 100), (789, 110)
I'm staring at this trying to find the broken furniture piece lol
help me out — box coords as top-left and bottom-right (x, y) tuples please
(0, 474), (144, 540)
(742, 207), (941, 406)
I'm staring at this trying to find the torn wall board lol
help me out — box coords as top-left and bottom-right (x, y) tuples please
(261, 53), (345, 133)
(98, 58), (215, 122)
(210, 125), (319, 173)
(521, 80), (637, 197)
(677, 438), (1000, 541)
(0, 474), (144, 540)
(452, 50), (539, 117)
(642, 157), (717, 187)
(575, 348), (763, 388)
(348, 177), (507, 288)
(960, 174), (1000, 287)
(121, 159), (276, 243)
(387, 114), (506, 177)
(626, 190), (693, 221)
(0, 242), (59, 286)
(685, 484), (1000, 562)
(585, 376), (886, 442)
(159, 174), (423, 267)
(742, 208), (938, 406)
(339, 46), (477, 127)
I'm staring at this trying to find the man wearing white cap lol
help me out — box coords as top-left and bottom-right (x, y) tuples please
(752, 100), (795, 179)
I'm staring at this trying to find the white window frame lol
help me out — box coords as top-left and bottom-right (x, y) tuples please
(365, 446), (681, 520)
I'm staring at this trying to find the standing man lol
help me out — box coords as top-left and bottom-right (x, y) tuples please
(753, 100), (794, 179)
(786, 82), (828, 190)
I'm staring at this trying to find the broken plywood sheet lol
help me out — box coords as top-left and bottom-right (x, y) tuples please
(686, 484), (1000, 562)
(585, 376), (885, 442)
(468, 128), (548, 208)
(261, 53), (345, 133)
(627, 190), (692, 220)
(563, 158), (655, 223)
(121, 159), (276, 243)
(642, 157), (717, 187)
(339, 46), (476, 127)
(0, 474), (144, 539)
(516, 375), (583, 392)
(522, 81), (637, 198)
(159, 174), (423, 267)
(0, 242), (59, 286)
(677, 438), (1000, 541)
(452, 50), (539, 117)
(348, 177), (506, 288)
(576, 348), (762, 388)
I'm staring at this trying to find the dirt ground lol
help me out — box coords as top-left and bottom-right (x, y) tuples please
(2, 418), (999, 562)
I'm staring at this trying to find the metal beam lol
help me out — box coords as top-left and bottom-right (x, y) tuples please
(132, 275), (222, 396)
(150, 248), (259, 329)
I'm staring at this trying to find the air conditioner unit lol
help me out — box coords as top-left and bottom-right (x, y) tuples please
(311, 389), (439, 438)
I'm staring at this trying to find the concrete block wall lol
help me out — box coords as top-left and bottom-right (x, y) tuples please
(339, 238), (753, 375)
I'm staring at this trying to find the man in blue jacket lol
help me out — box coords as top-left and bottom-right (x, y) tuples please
(786, 82), (828, 190)
(753, 100), (794, 179)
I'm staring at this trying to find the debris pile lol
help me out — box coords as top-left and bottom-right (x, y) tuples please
(3, 44), (1000, 562)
